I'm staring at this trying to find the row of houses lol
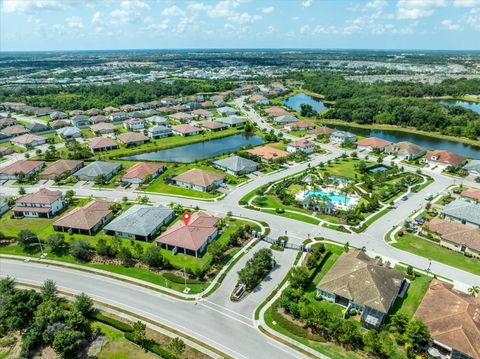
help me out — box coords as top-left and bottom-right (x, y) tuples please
(5, 186), (221, 257)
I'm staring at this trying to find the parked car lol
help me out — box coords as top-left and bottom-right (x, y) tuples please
(401, 196), (408, 201)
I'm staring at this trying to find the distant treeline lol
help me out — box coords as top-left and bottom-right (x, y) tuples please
(295, 72), (480, 139)
(0, 79), (235, 111)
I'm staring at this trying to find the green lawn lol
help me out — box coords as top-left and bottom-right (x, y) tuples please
(143, 162), (228, 199)
(389, 267), (432, 319)
(392, 233), (480, 276)
(320, 158), (374, 179)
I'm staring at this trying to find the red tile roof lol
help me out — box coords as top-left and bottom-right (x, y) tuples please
(10, 133), (46, 145)
(123, 162), (165, 180)
(172, 124), (202, 135)
(245, 145), (289, 160)
(2, 125), (29, 135)
(172, 168), (224, 187)
(425, 150), (466, 167)
(156, 212), (218, 251)
(89, 137), (117, 150)
(15, 188), (62, 205)
(356, 137), (392, 149)
(0, 160), (44, 175)
(117, 132), (149, 144)
(461, 188), (480, 201)
(264, 107), (291, 117)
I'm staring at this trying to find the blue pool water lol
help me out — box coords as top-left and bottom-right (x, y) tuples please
(306, 190), (350, 204)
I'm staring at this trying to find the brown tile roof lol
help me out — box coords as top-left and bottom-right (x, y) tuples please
(10, 133), (46, 145)
(123, 162), (165, 180)
(317, 250), (405, 313)
(0, 160), (44, 175)
(309, 126), (334, 135)
(2, 125), (29, 136)
(124, 117), (144, 125)
(426, 218), (480, 252)
(356, 137), (392, 149)
(462, 188), (480, 201)
(289, 139), (314, 148)
(90, 123), (116, 133)
(249, 94), (267, 101)
(89, 137), (117, 150)
(199, 121), (227, 130)
(286, 121), (316, 130)
(40, 160), (83, 178)
(264, 107), (291, 117)
(50, 120), (69, 129)
(425, 150), (466, 167)
(172, 124), (202, 135)
(156, 212), (218, 251)
(15, 188), (62, 205)
(0, 146), (13, 155)
(117, 132), (149, 144)
(169, 112), (194, 121)
(172, 168), (224, 188)
(414, 279), (480, 359)
(0, 117), (17, 126)
(245, 145), (289, 161)
(53, 199), (113, 231)
(89, 115), (110, 124)
(192, 109), (213, 117)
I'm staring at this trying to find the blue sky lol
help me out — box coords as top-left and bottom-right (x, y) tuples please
(1, 0), (480, 51)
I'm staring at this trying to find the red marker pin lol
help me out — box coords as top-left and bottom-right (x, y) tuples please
(182, 211), (191, 225)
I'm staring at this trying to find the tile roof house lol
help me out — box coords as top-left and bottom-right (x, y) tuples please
(442, 198), (480, 228)
(26, 122), (48, 132)
(264, 107), (291, 117)
(461, 188), (480, 201)
(90, 122), (116, 135)
(156, 212), (219, 256)
(172, 168), (225, 192)
(317, 250), (406, 329)
(464, 160), (480, 177)
(1, 125), (29, 137)
(103, 106), (120, 114)
(10, 133), (47, 148)
(0, 146), (13, 156)
(245, 145), (289, 162)
(13, 188), (63, 218)
(216, 116), (246, 127)
(39, 160), (83, 180)
(0, 160), (44, 180)
(284, 121), (316, 131)
(414, 279), (480, 359)
(217, 106), (238, 116)
(147, 125), (172, 139)
(121, 162), (165, 184)
(425, 150), (467, 169)
(286, 139), (315, 154)
(123, 118), (145, 131)
(86, 108), (101, 116)
(50, 111), (68, 120)
(213, 155), (258, 176)
(70, 115), (90, 128)
(199, 121), (227, 132)
(73, 160), (122, 181)
(109, 112), (130, 121)
(89, 137), (118, 152)
(248, 94), (269, 105)
(53, 199), (113, 235)
(273, 115), (298, 125)
(385, 141), (426, 160)
(0, 117), (18, 128)
(192, 109), (214, 119)
(105, 205), (175, 241)
(117, 132), (150, 147)
(309, 126), (334, 136)
(356, 137), (392, 152)
(330, 130), (357, 145)
(57, 126), (81, 139)
(169, 112), (195, 123)
(172, 124), (203, 137)
(145, 115), (169, 126)
(425, 217), (480, 258)
(89, 115), (110, 124)
(50, 120), (69, 129)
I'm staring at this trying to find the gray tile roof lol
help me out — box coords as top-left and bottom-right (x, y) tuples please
(216, 116), (246, 126)
(104, 204), (174, 236)
(442, 198), (480, 226)
(464, 160), (480, 172)
(213, 155), (258, 172)
(274, 115), (298, 124)
(74, 161), (121, 178)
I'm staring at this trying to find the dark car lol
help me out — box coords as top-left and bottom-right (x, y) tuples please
(401, 196), (408, 201)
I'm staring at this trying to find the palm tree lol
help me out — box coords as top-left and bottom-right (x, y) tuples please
(468, 286), (480, 297)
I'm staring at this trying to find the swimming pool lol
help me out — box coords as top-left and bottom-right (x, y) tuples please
(306, 190), (350, 205)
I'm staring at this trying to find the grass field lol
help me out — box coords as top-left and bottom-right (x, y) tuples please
(392, 232), (480, 276)
(320, 157), (374, 179)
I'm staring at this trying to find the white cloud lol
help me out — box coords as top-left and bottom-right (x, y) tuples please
(292, 16), (300, 21)
(148, 19), (170, 31)
(300, 24), (309, 34)
(453, 0), (480, 7)
(302, 0), (312, 8)
(66, 16), (85, 29)
(396, 0), (447, 19)
(466, 8), (480, 30)
(441, 19), (463, 31)
(366, 0), (388, 11)
(207, 0), (239, 17)
(229, 12), (261, 24)
(262, 6), (274, 14)
(110, 0), (150, 24)
(91, 11), (101, 25)
(2, 0), (67, 13)
(161, 5), (185, 17)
